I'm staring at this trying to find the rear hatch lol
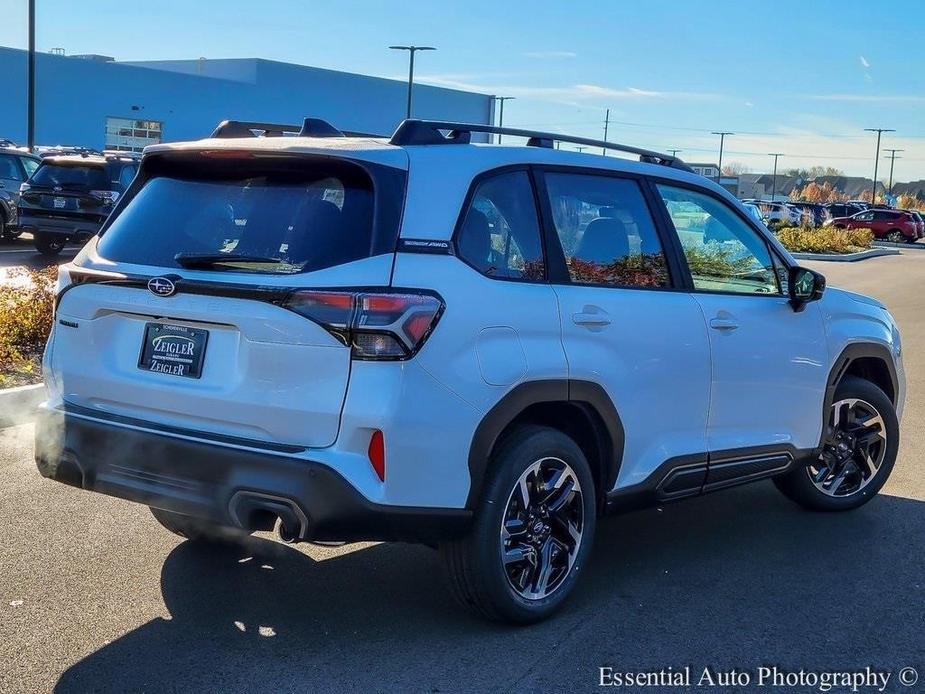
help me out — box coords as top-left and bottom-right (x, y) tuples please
(50, 146), (408, 448)
(20, 158), (114, 221)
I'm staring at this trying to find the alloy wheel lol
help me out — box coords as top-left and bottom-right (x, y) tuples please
(807, 398), (887, 497)
(500, 457), (584, 600)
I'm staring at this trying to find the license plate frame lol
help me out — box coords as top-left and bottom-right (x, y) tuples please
(138, 323), (209, 379)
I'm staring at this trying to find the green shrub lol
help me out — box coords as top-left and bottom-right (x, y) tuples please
(775, 226), (874, 254)
(0, 267), (56, 387)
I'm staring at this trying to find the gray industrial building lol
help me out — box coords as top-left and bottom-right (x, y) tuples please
(0, 46), (494, 151)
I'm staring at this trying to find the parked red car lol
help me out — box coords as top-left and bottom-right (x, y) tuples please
(828, 208), (923, 243)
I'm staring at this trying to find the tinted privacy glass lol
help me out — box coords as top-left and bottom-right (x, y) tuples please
(31, 164), (108, 190)
(544, 173), (669, 288)
(21, 157), (39, 177)
(0, 155), (23, 181)
(456, 170), (544, 280)
(98, 158), (403, 274)
(657, 184), (780, 295)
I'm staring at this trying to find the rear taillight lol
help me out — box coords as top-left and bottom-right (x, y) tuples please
(284, 289), (444, 360)
(90, 190), (120, 205)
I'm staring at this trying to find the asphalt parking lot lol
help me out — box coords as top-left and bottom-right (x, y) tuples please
(1, 252), (923, 694)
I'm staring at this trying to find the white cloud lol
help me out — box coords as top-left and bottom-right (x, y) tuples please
(744, 101), (754, 107)
(523, 51), (577, 59)
(808, 93), (925, 103)
(859, 55), (870, 69)
(416, 75), (721, 104)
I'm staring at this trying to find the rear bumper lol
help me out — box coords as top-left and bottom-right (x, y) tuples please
(18, 212), (102, 239)
(34, 406), (471, 544)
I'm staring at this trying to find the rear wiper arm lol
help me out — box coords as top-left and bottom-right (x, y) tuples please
(174, 252), (286, 269)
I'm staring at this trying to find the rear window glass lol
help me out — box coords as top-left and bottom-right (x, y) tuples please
(97, 157), (405, 274)
(31, 163), (108, 190)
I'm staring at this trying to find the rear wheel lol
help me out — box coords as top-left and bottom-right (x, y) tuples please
(885, 229), (905, 244)
(774, 376), (898, 511)
(440, 426), (596, 623)
(33, 232), (67, 256)
(0, 210), (17, 241)
(150, 507), (251, 545)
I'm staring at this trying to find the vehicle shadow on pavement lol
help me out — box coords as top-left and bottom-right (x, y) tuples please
(54, 483), (924, 694)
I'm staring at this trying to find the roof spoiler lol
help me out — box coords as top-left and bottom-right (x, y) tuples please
(210, 118), (386, 139)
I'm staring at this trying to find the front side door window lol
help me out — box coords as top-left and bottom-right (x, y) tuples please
(656, 184), (780, 295)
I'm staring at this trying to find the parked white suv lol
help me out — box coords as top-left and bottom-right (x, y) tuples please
(36, 118), (905, 623)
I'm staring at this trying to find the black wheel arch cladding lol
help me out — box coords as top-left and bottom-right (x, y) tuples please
(465, 380), (624, 509)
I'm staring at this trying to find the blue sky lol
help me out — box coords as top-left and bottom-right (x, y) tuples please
(3, 0), (924, 179)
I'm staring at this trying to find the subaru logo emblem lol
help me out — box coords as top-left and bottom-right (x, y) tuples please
(148, 277), (176, 297)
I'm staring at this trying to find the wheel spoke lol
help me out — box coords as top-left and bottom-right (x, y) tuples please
(504, 544), (533, 566)
(826, 467), (849, 495)
(502, 518), (527, 543)
(546, 479), (576, 514)
(533, 539), (555, 595)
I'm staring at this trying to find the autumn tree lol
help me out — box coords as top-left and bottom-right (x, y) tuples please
(721, 161), (750, 176)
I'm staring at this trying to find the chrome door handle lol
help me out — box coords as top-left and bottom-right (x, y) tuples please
(572, 312), (611, 327)
(709, 317), (739, 331)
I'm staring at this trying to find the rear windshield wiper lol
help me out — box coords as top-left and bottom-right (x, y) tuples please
(174, 252), (289, 269)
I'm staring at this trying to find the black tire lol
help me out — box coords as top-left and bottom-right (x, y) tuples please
(440, 426), (596, 624)
(33, 232), (67, 256)
(149, 507), (250, 545)
(774, 376), (898, 511)
(885, 229), (905, 244)
(0, 209), (16, 241)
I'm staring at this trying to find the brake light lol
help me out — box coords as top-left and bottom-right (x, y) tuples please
(284, 289), (444, 360)
(200, 150), (256, 159)
(90, 190), (120, 205)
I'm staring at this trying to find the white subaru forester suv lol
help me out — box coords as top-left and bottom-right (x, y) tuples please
(36, 118), (905, 624)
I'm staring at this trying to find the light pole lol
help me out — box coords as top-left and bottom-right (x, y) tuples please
(27, 0), (35, 151)
(602, 108), (612, 156)
(883, 148), (904, 197)
(712, 131), (734, 182)
(864, 128), (894, 204)
(768, 153), (784, 201)
(493, 96), (514, 143)
(668, 149), (682, 157)
(389, 45), (436, 119)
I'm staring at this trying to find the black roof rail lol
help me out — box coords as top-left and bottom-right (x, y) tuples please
(389, 119), (692, 171)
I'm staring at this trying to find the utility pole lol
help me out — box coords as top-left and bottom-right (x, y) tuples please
(388, 45), (436, 119)
(493, 96), (514, 143)
(27, 0), (35, 151)
(711, 131), (734, 182)
(576, 146), (587, 153)
(668, 149), (682, 157)
(864, 128), (894, 204)
(883, 148), (904, 196)
(768, 153), (784, 201)
(602, 108), (611, 156)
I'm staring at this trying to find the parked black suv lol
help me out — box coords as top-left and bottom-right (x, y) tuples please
(18, 153), (139, 255)
(0, 146), (41, 240)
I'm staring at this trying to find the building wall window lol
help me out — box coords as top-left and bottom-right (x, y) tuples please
(105, 117), (163, 152)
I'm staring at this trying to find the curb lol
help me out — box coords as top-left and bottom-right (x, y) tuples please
(792, 248), (901, 262)
(0, 383), (44, 429)
(873, 240), (925, 251)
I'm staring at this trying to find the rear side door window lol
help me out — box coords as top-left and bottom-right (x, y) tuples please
(656, 184), (780, 295)
(542, 172), (670, 288)
(455, 170), (545, 280)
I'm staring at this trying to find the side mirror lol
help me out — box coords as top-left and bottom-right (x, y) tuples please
(788, 266), (825, 311)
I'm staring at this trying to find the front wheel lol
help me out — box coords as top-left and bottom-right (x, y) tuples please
(440, 426), (596, 623)
(774, 376), (898, 511)
(33, 232), (67, 256)
(885, 230), (905, 244)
